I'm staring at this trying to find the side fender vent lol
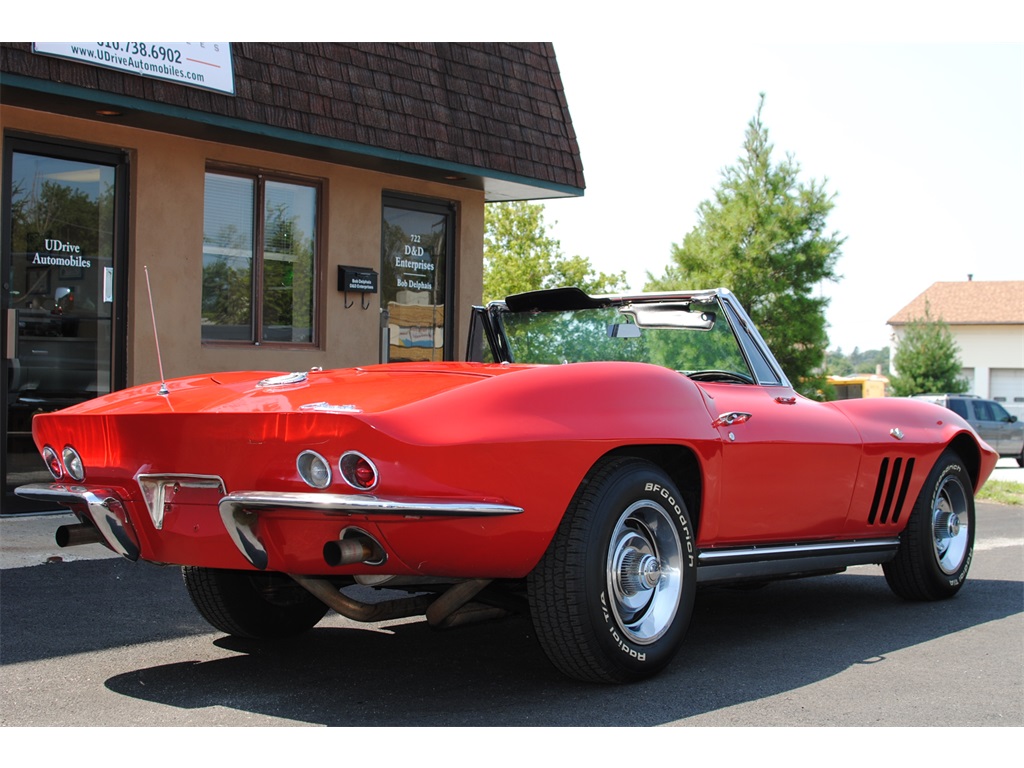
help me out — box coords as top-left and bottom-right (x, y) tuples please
(867, 457), (916, 525)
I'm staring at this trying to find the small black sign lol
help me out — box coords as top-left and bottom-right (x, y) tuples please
(338, 266), (378, 293)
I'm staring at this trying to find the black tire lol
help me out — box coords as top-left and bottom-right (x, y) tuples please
(527, 457), (696, 683)
(1016, 451), (1023, 468)
(182, 567), (329, 639)
(883, 450), (975, 601)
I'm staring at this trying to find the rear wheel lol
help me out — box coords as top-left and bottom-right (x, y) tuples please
(527, 457), (696, 683)
(182, 567), (329, 638)
(883, 450), (974, 601)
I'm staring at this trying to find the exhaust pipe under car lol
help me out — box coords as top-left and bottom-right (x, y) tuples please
(310, 528), (515, 627)
(55, 522), (105, 548)
(290, 573), (510, 628)
(322, 528), (387, 567)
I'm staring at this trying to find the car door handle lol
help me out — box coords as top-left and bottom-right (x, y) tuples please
(713, 412), (752, 428)
(775, 396), (796, 405)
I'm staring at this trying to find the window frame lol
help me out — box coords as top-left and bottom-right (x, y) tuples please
(201, 164), (324, 348)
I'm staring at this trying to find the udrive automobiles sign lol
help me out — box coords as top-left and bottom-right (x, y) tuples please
(33, 42), (235, 95)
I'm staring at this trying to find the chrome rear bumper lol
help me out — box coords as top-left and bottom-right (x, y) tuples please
(219, 491), (523, 569)
(14, 483), (141, 560)
(16, 482), (524, 571)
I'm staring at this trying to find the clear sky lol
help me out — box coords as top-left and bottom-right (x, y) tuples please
(542, 35), (1023, 354)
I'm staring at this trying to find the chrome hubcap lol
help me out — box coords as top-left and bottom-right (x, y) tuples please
(616, 542), (662, 595)
(932, 475), (970, 575)
(606, 500), (683, 645)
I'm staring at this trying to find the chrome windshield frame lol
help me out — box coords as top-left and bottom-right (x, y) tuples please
(476, 286), (791, 388)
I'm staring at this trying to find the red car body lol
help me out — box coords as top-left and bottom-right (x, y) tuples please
(18, 287), (998, 683)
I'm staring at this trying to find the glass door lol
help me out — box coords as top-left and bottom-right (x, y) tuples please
(2, 139), (127, 511)
(380, 196), (455, 363)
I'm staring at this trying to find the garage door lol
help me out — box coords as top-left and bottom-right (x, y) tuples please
(991, 368), (1024, 420)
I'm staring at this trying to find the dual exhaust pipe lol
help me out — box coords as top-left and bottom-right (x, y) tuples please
(57, 520), (386, 569)
(56, 520), (509, 629)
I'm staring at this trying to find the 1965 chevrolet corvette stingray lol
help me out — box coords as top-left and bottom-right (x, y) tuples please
(18, 287), (997, 683)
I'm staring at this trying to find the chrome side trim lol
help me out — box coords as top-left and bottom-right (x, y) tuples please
(219, 491), (524, 519)
(696, 538), (900, 585)
(13, 483), (141, 561)
(217, 491), (523, 570)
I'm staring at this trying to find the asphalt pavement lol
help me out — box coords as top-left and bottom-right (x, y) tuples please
(1, 500), (1021, 732)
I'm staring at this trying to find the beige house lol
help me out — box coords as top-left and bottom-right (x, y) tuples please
(888, 280), (1024, 417)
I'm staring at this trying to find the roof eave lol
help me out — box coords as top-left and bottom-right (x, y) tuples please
(2, 74), (584, 202)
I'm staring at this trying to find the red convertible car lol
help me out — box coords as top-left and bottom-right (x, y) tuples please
(17, 287), (997, 683)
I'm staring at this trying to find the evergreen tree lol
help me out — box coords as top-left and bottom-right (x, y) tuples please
(890, 304), (968, 396)
(647, 95), (844, 397)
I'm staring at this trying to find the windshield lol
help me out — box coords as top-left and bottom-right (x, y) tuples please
(494, 297), (753, 378)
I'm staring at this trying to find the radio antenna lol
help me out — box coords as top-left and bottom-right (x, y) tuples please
(143, 265), (169, 396)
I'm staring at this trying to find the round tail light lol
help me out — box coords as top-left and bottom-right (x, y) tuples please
(297, 450), (332, 489)
(43, 446), (63, 480)
(62, 446), (85, 481)
(340, 452), (378, 490)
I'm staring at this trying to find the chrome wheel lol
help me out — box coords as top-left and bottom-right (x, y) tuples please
(527, 457), (696, 682)
(883, 450), (975, 601)
(932, 473), (970, 575)
(606, 500), (683, 645)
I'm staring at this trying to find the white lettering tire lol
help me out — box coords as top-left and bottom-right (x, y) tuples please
(883, 450), (975, 601)
(527, 457), (696, 683)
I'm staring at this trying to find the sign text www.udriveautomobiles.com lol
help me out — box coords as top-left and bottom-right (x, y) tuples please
(32, 42), (235, 95)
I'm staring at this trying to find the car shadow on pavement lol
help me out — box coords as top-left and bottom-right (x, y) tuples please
(0, 558), (212, 664)
(96, 570), (1021, 726)
(3, 553), (1019, 726)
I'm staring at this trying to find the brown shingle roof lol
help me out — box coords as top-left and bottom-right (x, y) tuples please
(888, 281), (1024, 325)
(1, 42), (584, 199)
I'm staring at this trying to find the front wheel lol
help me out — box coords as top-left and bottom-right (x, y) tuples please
(883, 450), (975, 601)
(527, 457), (696, 683)
(182, 567), (329, 639)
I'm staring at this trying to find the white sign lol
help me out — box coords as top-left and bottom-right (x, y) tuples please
(33, 42), (235, 95)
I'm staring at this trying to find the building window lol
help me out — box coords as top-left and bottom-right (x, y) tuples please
(201, 170), (319, 344)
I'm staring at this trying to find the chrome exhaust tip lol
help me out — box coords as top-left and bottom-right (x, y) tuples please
(323, 528), (386, 567)
(55, 522), (105, 548)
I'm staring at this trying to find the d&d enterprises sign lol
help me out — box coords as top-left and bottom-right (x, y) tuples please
(33, 42), (235, 95)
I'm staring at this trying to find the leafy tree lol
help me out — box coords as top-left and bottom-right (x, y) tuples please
(826, 346), (891, 377)
(11, 179), (108, 256)
(890, 305), (968, 396)
(262, 201), (314, 340)
(825, 348), (854, 376)
(850, 346), (890, 375)
(483, 200), (627, 302)
(202, 221), (252, 334)
(646, 94), (844, 397)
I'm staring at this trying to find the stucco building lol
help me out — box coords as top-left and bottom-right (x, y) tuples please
(1, 42), (584, 509)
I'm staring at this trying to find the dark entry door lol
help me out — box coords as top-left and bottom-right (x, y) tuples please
(380, 196), (455, 363)
(2, 139), (127, 512)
